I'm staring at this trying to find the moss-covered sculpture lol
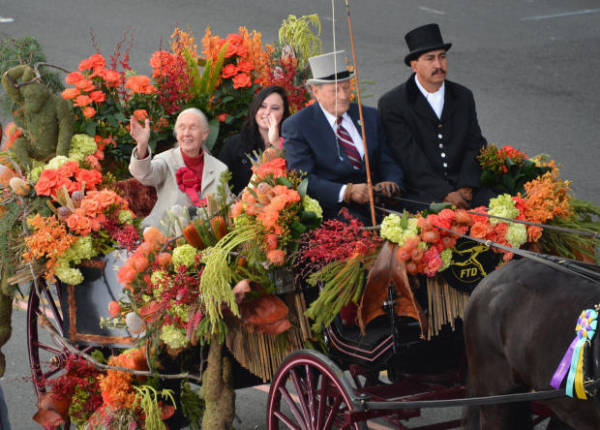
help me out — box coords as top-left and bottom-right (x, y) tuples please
(1, 65), (73, 168)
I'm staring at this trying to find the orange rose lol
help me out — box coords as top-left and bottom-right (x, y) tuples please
(57, 161), (80, 177)
(232, 73), (252, 89)
(150, 50), (174, 77)
(95, 189), (118, 209)
(80, 197), (100, 216)
(61, 88), (81, 100)
(252, 157), (287, 179)
(225, 33), (244, 45)
(108, 301), (121, 318)
(237, 60), (254, 73)
(78, 53), (106, 72)
(89, 90), (106, 103)
(469, 222), (492, 239)
(65, 71), (85, 84)
(125, 75), (156, 94)
(82, 106), (96, 118)
(217, 40), (238, 58)
(34, 175), (54, 196)
(66, 213), (92, 235)
(56, 177), (78, 194)
(74, 168), (103, 188)
(75, 79), (95, 92)
(235, 44), (249, 57)
(221, 64), (238, 79)
(96, 69), (121, 87)
(73, 95), (92, 107)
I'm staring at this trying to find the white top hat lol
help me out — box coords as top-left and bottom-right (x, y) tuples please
(306, 50), (355, 85)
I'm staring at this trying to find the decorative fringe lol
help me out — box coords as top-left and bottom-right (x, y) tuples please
(226, 292), (312, 382)
(425, 276), (470, 340)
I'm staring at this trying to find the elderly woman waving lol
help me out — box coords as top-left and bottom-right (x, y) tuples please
(129, 107), (229, 230)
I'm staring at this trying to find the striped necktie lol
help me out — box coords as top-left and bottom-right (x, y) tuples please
(336, 116), (362, 169)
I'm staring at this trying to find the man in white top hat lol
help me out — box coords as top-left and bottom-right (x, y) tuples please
(282, 50), (403, 223)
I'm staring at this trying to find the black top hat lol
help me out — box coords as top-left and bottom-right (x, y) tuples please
(404, 23), (452, 66)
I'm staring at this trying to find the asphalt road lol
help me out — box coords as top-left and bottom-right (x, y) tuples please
(1, 0), (599, 428)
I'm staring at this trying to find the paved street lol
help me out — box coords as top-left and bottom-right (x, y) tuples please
(1, 0), (599, 428)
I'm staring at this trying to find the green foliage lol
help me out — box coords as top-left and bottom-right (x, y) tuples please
(0, 36), (64, 117)
(180, 381), (205, 429)
(541, 198), (600, 263)
(134, 385), (176, 430)
(278, 14), (322, 70)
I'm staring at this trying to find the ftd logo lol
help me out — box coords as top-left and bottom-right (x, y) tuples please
(459, 267), (479, 279)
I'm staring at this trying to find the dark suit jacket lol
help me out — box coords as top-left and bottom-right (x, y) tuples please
(283, 102), (403, 222)
(378, 74), (487, 211)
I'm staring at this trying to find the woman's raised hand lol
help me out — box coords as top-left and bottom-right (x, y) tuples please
(130, 116), (151, 158)
(266, 113), (281, 147)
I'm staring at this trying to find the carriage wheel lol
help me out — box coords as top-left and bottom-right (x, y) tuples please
(267, 349), (367, 430)
(27, 279), (92, 429)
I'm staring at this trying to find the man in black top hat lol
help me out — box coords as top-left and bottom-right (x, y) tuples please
(378, 24), (490, 212)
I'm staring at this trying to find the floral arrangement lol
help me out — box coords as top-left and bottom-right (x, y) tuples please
(230, 147), (322, 267)
(478, 144), (552, 195)
(33, 350), (180, 430)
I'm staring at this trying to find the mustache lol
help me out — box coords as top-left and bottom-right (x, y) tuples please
(432, 68), (447, 76)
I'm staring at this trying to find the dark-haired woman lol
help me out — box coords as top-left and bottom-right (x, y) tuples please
(219, 85), (290, 194)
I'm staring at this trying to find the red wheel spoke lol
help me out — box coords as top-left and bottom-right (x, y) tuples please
(316, 375), (327, 427)
(290, 368), (311, 429)
(32, 341), (63, 356)
(322, 395), (344, 430)
(304, 365), (317, 430)
(273, 410), (302, 430)
(278, 384), (307, 430)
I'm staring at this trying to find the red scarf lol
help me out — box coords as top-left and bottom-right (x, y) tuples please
(176, 149), (205, 207)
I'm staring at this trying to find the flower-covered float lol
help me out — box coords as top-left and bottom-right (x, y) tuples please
(0, 15), (598, 430)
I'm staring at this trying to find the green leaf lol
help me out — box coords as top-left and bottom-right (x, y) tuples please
(204, 118), (220, 154)
(297, 178), (308, 198)
(429, 202), (453, 213)
(85, 121), (97, 136)
(276, 176), (293, 188)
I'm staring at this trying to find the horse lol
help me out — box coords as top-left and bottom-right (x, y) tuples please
(463, 258), (600, 429)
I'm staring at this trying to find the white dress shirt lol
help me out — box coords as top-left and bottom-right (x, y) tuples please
(415, 74), (445, 119)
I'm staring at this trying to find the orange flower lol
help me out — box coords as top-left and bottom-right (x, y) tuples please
(267, 249), (286, 266)
(78, 53), (106, 72)
(61, 88), (80, 100)
(82, 106), (96, 118)
(34, 169), (61, 196)
(252, 157), (287, 179)
(108, 301), (121, 318)
(265, 234), (278, 250)
(125, 75), (156, 94)
(80, 197), (100, 217)
(217, 113), (230, 122)
(237, 60), (254, 73)
(221, 64), (238, 79)
(469, 221), (492, 239)
(74, 168), (103, 189)
(88, 90), (106, 103)
(75, 79), (95, 92)
(231, 201), (244, 217)
(150, 50), (175, 78)
(232, 73), (252, 89)
(66, 213), (92, 236)
(57, 161), (80, 177)
(73, 95), (92, 107)
(94, 189), (119, 209)
(65, 71), (84, 84)
(96, 69), (121, 87)
(133, 109), (149, 122)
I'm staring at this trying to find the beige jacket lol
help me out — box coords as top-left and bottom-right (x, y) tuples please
(129, 146), (229, 230)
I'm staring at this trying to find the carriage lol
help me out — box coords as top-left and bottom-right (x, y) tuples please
(25, 210), (600, 430)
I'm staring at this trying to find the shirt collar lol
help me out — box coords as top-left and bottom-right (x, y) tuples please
(318, 102), (350, 129)
(414, 74), (445, 100)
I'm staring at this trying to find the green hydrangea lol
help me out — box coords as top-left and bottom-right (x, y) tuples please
(302, 195), (323, 219)
(505, 223), (527, 249)
(159, 324), (189, 350)
(118, 210), (134, 224)
(28, 165), (44, 183)
(380, 214), (419, 246)
(46, 155), (71, 170)
(62, 236), (98, 265)
(232, 213), (251, 228)
(170, 304), (190, 323)
(440, 248), (453, 272)
(55, 258), (84, 285)
(69, 134), (97, 162)
(488, 194), (520, 225)
(172, 244), (198, 269)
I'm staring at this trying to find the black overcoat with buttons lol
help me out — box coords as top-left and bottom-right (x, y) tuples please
(378, 74), (487, 212)
(218, 133), (258, 195)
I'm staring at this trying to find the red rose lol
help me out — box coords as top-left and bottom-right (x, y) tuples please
(232, 73), (252, 89)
